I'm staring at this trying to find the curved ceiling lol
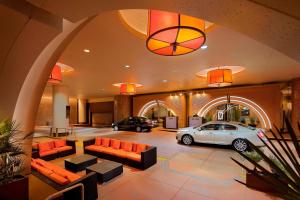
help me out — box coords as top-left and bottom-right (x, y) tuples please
(59, 10), (300, 99)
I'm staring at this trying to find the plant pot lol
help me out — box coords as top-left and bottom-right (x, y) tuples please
(246, 171), (283, 194)
(0, 175), (29, 200)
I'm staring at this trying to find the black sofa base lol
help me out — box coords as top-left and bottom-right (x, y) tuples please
(32, 170), (98, 200)
(83, 139), (157, 170)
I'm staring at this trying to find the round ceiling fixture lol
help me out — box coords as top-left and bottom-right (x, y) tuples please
(48, 65), (62, 84)
(207, 68), (232, 87)
(113, 83), (143, 95)
(146, 10), (206, 56)
(196, 66), (245, 77)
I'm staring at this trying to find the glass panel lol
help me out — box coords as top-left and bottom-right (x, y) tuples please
(173, 45), (193, 55)
(149, 10), (178, 35)
(153, 46), (174, 55)
(176, 28), (202, 43)
(152, 28), (178, 43)
(179, 37), (205, 49)
(180, 14), (205, 31)
(147, 38), (170, 50)
(223, 124), (237, 130)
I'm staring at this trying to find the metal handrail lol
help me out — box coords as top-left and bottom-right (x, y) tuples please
(45, 183), (84, 200)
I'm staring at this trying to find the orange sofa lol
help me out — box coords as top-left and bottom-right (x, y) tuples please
(32, 139), (76, 160)
(83, 137), (157, 169)
(31, 158), (98, 200)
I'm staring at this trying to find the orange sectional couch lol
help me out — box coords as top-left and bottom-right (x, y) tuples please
(31, 158), (98, 200)
(83, 137), (157, 169)
(32, 139), (76, 160)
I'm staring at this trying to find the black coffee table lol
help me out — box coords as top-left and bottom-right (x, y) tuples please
(86, 160), (123, 184)
(65, 154), (97, 172)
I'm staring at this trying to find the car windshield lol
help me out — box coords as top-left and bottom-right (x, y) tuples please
(238, 123), (256, 130)
(138, 117), (149, 123)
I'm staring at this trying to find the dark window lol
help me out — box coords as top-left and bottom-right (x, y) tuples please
(223, 124), (237, 130)
(201, 124), (222, 130)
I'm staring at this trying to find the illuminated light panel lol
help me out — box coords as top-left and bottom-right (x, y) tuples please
(197, 96), (272, 129)
(48, 65), (62, 84)
(113, 83), (143, 95)
(146, 10), (206, 56)
(207, 69), (232, 87)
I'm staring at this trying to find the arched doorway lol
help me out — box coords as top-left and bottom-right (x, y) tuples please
(138, 100), (176, 127)
(197, 96), (272, 129)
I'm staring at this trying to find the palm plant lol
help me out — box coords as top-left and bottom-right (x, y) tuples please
(0, 119), (25, 184)
(231, 118), (300, 200)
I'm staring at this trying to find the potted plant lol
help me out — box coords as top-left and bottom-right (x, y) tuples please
(0, 119), (29, 200)
(232, 117), (300, 199)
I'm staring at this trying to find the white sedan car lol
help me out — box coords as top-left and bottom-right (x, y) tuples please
(176, 121), (266, 152)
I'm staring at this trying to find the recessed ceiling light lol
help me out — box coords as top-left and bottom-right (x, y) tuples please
(201, 45), (208, 49)
(125, 65), (130, 68)
(162, 79), (168, 83)
(83, 49), (90, 53)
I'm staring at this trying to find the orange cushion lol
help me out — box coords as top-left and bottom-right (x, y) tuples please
(132, 143), (138, 152)
(39, 149), (58, 157)
(111, 139), (121, 149)
(126, 152), (141, 162)
(100, 147), (119, 156)
(114, 150), (128, 158)
(54, 146), (72, 152)
(95, 137), (102, 146)
(37, 166), (53, 176)
(136, 144), (148, 154)
(121, 141), (133, 152)
(38, 141), (53, 152)
(49, 173), (70, 185)
(54, 140), (66, 148)
(31, 161), (40, 170)
(52, 167), (80, 182)
(101, 138), (110, 147)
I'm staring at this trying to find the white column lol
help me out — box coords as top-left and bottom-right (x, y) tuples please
(78, 99), (87, 124)
(52, 85), (69, 132)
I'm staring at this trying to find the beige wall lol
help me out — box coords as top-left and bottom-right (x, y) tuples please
(133, 84), (283, 129)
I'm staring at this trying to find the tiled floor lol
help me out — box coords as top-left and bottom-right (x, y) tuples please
(30, 128), (280, 200)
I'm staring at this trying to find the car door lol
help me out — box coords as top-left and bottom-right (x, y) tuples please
(215, 124), (238, 145)
(119, 118), (129, 130)
(194, 124), (217, 144)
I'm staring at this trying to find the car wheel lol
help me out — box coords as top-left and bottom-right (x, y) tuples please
(182, 135), (193, 145)
(113, 126), (118, 131)
(136, 126), (142, 132)
(232, 139), (248, 152)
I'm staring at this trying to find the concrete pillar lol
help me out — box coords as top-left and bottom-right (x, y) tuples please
(114, 95), (132, 122)
(52, 85), (69, 133)
(291, 78), (300, 134)
(78, 99), (87, 124)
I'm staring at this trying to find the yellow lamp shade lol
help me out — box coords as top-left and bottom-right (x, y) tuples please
(147, 10), (206, 56)
(120, 83), (136, 95)
(207, 69), (232, 87)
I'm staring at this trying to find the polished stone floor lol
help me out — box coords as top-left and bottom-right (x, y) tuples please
(30, 128), (280, 200)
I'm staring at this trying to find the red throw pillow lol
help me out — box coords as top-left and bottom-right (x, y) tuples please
(111, 139), (121, 149)
(122, 142), (133, 152)
(54, 140), (66, 148)
(101, 138), (110, 147)
(95, 137), (102, 146)
(136, 144), (148, 154)
(38, 142), (53, 152)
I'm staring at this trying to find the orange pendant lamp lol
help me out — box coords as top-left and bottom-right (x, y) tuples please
(207, 69), (232, 87)
(120, 83), (136, 95)
(147, 10), (206, 56)
(48, 65), (62, 84)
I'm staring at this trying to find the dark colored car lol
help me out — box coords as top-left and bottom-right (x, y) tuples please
(112, 117), (153, 132)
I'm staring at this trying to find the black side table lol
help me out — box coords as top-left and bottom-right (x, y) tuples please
(86, 160), (123, 184)
(65, 154), (97, 172)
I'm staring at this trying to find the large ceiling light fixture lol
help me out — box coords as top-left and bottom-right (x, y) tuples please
(48, 65), (62, 84)
(207, 68), (232, 87)
(113, 83), (143, 95)
(146, 10), (206, 56)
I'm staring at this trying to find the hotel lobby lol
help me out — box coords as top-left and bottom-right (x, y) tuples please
(1, 1), (300, 200)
